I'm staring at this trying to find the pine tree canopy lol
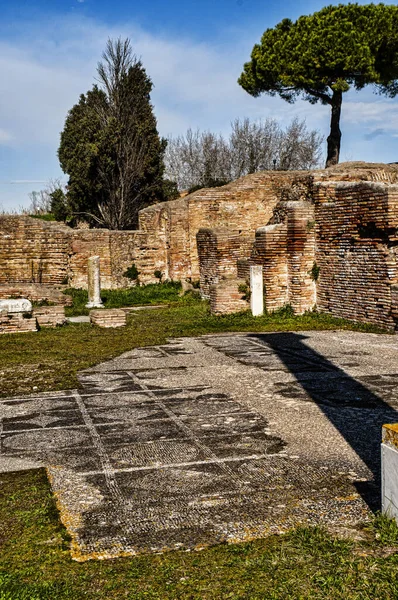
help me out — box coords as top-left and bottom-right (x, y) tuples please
(239, 3), (398, 166)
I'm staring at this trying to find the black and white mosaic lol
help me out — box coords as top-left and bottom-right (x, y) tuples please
(1, 332), (397, 560)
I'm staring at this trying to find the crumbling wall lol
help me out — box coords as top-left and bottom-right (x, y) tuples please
(314, 181), (398, 330)
(196, 228), (253, 299)
(2, 162), (398, 334)
(69, 229), (166, 289)
(0, 216), (167, 290)
(0, 216), (70, 285)
(139, 171), (300, 281)
(195, 165), (398, 330)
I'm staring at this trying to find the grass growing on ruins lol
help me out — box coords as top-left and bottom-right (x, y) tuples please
(1, 468), (398, 599)
(0, 299), (387, 397)
(64, 282), (185, 316)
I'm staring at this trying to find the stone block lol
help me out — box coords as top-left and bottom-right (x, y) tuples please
(33, 306), (66, 328)
(382, 424), (398, 521)
(0, 312), (37, 334)
(90, 309), (127, 328)
(0, 298), (32, 313)
(250, 265), (264, 317)
(0, 284), (72, 306)
(210, 278), (248, 315)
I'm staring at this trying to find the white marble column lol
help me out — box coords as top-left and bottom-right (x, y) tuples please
(250, 265), (264, 317)
(86, 256), (104, 308)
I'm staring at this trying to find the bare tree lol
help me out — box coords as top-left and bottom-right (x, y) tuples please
(28, 178), (66, 215)
(229, 117), (281, 177)
(277, 118), (323, 170)
(165, 117), (323, 191)
(165, 129), (230, 191)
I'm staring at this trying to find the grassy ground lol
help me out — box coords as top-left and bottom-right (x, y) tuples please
(63, 282), (184, 316)
(0, 295), (386, 398)
(1, 469), (398, 599)
(1, 288), (396, 597)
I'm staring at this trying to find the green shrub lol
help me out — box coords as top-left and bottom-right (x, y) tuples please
(123, 263), (140, 283)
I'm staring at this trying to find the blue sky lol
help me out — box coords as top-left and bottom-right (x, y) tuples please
(0, 0), (397, 210)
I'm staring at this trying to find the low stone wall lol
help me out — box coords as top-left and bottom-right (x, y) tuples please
(33, 306), (66, 328)
(90, 309), (127, 328)
(0, 312), (37, 334)
(209, 279), (248, 315)
(0, 284), (72, 306)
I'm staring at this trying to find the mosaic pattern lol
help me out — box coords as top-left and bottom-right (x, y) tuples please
(2, 334), (397, 560)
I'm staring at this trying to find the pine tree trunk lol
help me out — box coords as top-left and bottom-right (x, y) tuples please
(325, 90), (342, 168)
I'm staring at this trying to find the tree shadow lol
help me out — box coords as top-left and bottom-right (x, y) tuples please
(248, 332), (398, 511)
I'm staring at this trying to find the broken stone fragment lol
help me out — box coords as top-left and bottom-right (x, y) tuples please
(86, 256), (104, 309)
(0, 298), (32, 313)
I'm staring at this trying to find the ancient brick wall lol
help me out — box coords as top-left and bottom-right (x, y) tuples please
(196, 228), (253, 299)
(2, 163), (398, 334)
(0, 216), (167, 290)
(209, 279), (248, 315)
(69, 230), (113, 288)
(139, 170), (301, 281)
(0, 216), (70, 285)
(251, 224), (289, 312)
(195, 165), (398, 329)
(314, 181), (398, 330)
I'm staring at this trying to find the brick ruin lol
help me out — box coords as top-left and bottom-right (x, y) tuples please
(1, 162), (398, 330)
(197, 163), (398, 331)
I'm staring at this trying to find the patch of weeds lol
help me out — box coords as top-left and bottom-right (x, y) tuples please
(272, 304), (295, 318)
(238, 282), (251, 301)
(310, 261), (321, 282)
(123, 263), (140, 284)
(368, 512), (398, 546)
(64, 282), (184, 316)
(306, 219), (316, 231)
(32, 299), (55, 307)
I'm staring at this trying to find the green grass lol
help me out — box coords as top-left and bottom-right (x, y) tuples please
(0, 299), (387, 397)
(1, 469), (398, 599)
(0, 291), (396, 597)
(64, 282), (185, 316)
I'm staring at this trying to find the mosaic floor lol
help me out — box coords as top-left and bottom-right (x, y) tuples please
(1, 331), (398, 560)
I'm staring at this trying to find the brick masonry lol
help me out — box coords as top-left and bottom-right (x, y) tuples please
(90, 309), (127, 328)
(0, 284), (72, 306)
(0, 311), (37, 334)
(1, 162), (398, 329)
(196, 163), (398, 328)
(32, 306), (66, 328)
(314, 181), (398, 331)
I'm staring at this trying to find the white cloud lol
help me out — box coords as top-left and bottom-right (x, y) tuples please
(0, 128), (12, 143)
(0, 12), (397, 211)
(343, 98), (398, 134)
(0, 15), (326, 151)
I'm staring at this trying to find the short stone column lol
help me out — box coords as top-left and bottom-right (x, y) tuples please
(382, 424), (398, 522)
(250, 265), (264, 317)
(86, 256), (104, 309)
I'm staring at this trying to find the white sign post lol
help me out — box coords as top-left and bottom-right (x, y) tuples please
(250, 265), (264, 317)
